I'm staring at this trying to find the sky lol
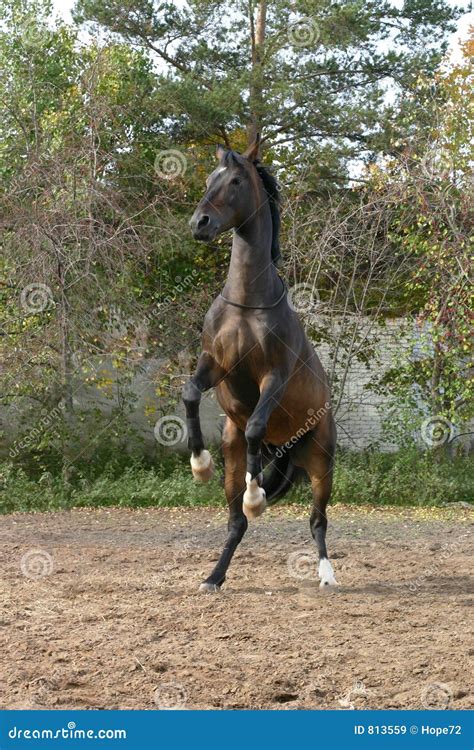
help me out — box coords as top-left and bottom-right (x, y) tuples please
(52, 0), (473, 64)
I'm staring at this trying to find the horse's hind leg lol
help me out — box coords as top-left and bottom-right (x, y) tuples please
(310, 465), (338, 588)
(182, 352), (225, 482)
(297, 426), (338, 587)
(200, 418), (248, 592)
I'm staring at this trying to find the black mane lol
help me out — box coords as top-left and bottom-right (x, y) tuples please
(224, 149), (282, 266)
(255, 162), (281, 266)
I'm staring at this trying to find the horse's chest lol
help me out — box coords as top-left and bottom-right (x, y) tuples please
(212, 323), (263, 373)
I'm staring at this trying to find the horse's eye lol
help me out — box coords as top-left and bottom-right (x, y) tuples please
(230, 177), (241, 186)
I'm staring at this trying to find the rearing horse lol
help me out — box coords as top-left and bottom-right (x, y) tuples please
(184, 137), (337, 592)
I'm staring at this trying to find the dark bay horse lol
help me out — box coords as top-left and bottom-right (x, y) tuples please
(184, 137), (337, 592)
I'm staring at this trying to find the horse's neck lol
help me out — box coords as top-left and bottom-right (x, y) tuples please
(222, 211), (281, 307)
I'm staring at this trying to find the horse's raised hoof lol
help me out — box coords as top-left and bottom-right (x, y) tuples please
(243, 472), (267, 520)
(318, 558), (338, 588)
(190, 450), (214, 482)
(199, 581), (221, 593)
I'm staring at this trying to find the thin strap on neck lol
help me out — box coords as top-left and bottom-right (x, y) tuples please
(219, 278), (287, 310)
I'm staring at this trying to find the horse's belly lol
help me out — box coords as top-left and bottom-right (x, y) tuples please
(216, 380), (330, 446)
(265, 405), (321, 445)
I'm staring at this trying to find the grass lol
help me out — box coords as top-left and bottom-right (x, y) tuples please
(0, 448), (472, 515)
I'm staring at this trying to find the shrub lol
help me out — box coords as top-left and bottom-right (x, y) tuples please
(0, 448), (472, 515)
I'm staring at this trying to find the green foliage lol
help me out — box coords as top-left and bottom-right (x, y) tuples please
(0, 455), (224, 513)
(0, 0), (471, 505)
(365, 39), (473, 432)
(330, 448), (473, 506)
(0, 0), (197, 476)
(1, 448), (472, 514)
(73, 0), (461, 186)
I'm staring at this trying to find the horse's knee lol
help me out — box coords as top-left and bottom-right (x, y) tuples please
(245, 419), (266, 450)
(182, 378), (201, 407)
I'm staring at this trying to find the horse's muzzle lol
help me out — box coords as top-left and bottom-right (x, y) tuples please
(189, 213), (217, 241)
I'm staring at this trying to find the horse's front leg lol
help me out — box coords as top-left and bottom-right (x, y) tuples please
(243, 373), (288, 519)
(182, 352), (225, 482)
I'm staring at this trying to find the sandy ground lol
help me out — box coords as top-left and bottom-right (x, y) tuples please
(0, 504), (472, 710)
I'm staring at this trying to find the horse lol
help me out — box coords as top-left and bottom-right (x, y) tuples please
(184, 136), (337, 592)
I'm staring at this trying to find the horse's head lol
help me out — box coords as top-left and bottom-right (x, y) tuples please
(189, 139), (262, 242)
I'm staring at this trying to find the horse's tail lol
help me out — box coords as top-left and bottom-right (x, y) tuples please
(262, 446), (305, 504)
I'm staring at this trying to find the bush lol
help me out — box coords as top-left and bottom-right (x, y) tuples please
(0, 448), (472, 515)
(330, 449), (473, 506)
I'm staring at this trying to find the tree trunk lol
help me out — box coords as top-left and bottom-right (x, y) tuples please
(58, 257), (75, 494)
(248, 0), (266, 144)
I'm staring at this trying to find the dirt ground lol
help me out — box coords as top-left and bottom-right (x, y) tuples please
(1, 504), (473, 710)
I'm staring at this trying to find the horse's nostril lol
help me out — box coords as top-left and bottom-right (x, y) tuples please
(197, 215), (210, 229)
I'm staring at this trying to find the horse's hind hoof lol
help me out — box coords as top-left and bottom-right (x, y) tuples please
(243, 472), (267, 520)
(191, 450), (214, 482)
(318, 558), (339, 588)
(243, 497), (267, 520)
(199, 582), (221, 593)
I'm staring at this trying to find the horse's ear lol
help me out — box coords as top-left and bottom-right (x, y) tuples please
(243, 133), (261, 162)
(216, 144), (227, 161)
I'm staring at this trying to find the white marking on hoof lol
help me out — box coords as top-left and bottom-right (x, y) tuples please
(190, 450), (214, 482)
(243, 472), (267, 520)
(199, 582), (221, 593)
(318, 558), (338, 588)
